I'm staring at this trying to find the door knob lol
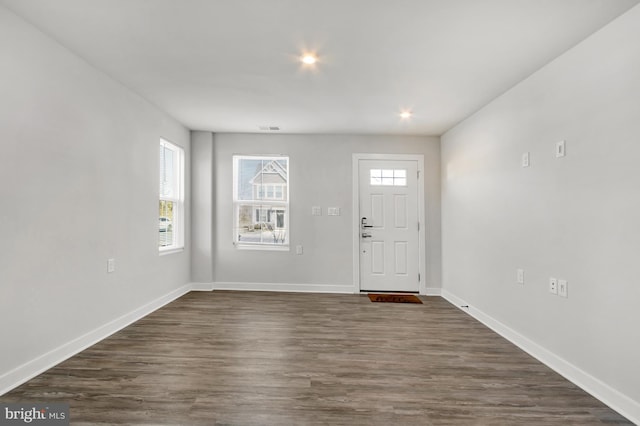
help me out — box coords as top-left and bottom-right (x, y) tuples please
(361, 217), (373, 228)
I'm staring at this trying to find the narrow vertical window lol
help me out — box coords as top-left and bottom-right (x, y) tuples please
(233, 155), (289, 249)
(159, 139), (184, 252)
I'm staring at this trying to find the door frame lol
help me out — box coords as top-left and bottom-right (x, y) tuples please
(352, 153), (426, 294)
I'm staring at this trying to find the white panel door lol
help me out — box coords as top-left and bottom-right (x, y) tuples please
(359, 159), (419, 292)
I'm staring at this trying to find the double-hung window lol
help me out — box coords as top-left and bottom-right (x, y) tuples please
(159, 139), (184, 252)
(233, 155), (289, 250)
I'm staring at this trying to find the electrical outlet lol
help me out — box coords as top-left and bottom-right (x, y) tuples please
(516, 268), (524, 285)
(558, 279), (568, 298)
(549, 277), (558, 294)
(522, 152), (530, 168)
(107, 258), (115, 273)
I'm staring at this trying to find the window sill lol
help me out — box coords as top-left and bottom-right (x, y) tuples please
(234, 244), (290, 252)
(159, 246), (184, 256)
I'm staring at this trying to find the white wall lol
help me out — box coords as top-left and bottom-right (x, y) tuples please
(441, 4), (640, 420)
(0, 6), (190, 392)
(191, 131), (214, 283)
(191, 133), (441, 292)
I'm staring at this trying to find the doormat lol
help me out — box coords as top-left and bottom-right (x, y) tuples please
(368, 294), (423, 304)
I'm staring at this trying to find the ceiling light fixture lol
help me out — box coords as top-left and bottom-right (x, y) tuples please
(400, 111), (412, 119)
(301, 54), (317, 65)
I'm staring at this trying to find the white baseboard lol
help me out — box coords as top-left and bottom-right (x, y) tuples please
(207, 281), (436, 295)
(425, 287), (442, 296)
(211, 281), (355, 294)
(0, 284), (192, 397)
(190, 282), (214, 291)
(441, 289), (640, 425)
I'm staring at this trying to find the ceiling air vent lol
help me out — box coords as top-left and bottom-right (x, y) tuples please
(258, 125), (280, 131)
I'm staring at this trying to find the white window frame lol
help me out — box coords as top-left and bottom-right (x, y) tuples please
(159, 138), (185, 254)
(233, 155), (289, 251)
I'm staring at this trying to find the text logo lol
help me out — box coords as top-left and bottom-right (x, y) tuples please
(0, 403), (69, 426)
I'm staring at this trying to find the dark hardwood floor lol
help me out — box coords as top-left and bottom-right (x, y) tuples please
(1, 291), (631, 425)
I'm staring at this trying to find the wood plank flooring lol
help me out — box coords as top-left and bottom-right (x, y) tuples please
(1, 291), (632, 425)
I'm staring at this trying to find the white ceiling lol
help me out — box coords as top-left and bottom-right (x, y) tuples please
(2, 0), (638, 135)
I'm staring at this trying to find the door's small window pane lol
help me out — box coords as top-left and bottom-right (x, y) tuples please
(371, 168), (408, 186)
(370, 169), (382, 185)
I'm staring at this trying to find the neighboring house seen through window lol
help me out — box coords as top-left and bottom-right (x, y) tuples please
(233, 155), (289, 249)
(159, 139), (184, 252)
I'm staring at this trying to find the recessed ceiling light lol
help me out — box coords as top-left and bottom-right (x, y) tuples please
(301, 54), (317, 65)
(400, 111), (412, 119)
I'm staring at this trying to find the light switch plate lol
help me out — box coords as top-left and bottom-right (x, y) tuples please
(312, 206), (322, 216)
(107, 258), (115, 273)
(558, 279), (568, 297)
(328, 207), (340, 216)
(556, 140), (566, 157)
(517, 268), (524, 285)
(522, 152), (530, 168)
